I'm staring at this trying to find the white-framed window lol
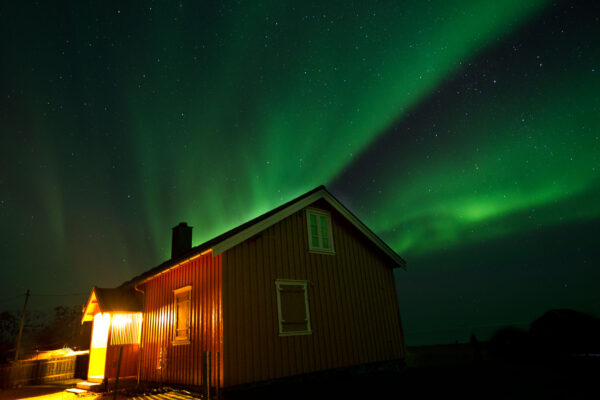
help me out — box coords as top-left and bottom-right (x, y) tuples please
(173, 285), (191, 344)
(275, 279), (311, 336)
(306, 208), (334, 254)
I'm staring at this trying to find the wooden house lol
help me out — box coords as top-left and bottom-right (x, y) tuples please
(82, 186), (406, 389)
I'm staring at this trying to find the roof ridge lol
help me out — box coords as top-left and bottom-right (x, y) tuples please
(119, 185), (405, 288)
(120, 186), (329, 287)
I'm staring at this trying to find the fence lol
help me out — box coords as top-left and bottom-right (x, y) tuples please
(0, 353), (89, 388)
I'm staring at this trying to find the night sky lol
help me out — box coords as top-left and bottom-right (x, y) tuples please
(1, 1), (598, 345)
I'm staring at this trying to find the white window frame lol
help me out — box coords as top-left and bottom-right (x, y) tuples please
(306, 208), (335, 254)
(275, 279), (312, 337)
(173, 285), (191, 345)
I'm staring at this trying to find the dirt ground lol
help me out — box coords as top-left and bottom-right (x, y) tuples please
(2, 356), (597, 399)
(0, 383), (131, 400)
(222, 359), (600, 400)
(0, 385), (100, 400)
(0, 384), (196, 400)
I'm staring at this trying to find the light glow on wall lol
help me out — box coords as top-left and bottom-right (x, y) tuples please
(91, 313), (110, 349)
(110, 313), (143, 345)
(88, 313), (111, 380)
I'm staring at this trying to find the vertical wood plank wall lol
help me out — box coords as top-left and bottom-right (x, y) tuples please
(105, 344), (139, 379)
(139, 253), (223, 387)
(222, 200), (404, 387)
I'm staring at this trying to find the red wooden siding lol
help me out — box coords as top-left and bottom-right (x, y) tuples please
(105, 344), (139, 379)
(221, 201), (404, 387)
(104, 313), (142, 380)
(139, 253), (223, 387)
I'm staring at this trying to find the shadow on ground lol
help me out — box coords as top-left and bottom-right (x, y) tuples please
(222, 357), (599, 400)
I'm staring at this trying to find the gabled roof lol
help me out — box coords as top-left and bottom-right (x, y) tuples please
(122, 185), (406, 288)
(82, 286), (144, 322)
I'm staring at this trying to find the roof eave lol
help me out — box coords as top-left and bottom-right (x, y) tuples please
(321, 191), (407, 270)
(213, 187), (407, 269)
(126, 186), (406, 287)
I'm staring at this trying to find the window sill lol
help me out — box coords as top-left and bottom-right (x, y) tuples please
(308, 248), (335, 255)
(172, 339), (190, 345)
(279, 330), (312, 337)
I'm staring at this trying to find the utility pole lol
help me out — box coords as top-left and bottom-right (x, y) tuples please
(14, 289), (30, 361)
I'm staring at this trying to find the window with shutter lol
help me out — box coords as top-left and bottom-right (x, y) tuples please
(275, 279), (311, 336)
(173, 286), (191, 344)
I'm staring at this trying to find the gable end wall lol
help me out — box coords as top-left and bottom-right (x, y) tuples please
(221, 201), (404, 387)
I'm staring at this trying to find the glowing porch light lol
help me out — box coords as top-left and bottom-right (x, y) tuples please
(91, 313), (111, 348)
(112, 313), (133, 329)
(110, 312), (143, 345)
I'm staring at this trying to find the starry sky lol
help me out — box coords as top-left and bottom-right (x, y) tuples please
(1, 1), (598, 345)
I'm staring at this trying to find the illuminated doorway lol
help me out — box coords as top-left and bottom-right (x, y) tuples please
(88, 313), (110, 381)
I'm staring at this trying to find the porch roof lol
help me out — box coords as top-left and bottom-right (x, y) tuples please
(82, 286), (143, 323)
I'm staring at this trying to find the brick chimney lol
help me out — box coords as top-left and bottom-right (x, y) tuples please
(171, 222), (192, 259)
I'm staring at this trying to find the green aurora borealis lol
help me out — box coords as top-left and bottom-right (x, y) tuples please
(1, 0), (598, 344)
(360, 60), (600, 257)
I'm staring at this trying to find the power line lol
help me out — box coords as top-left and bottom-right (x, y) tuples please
(30, 292), (88, 297)
(0, 294), (25, 305)
(1, 291), (88, 303)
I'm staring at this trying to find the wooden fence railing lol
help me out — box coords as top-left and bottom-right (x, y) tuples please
(0, 354), (89, 388)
